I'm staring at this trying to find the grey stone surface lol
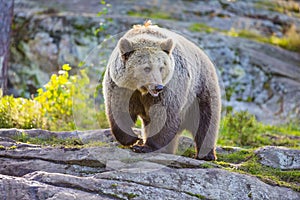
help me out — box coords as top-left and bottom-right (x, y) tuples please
(256, 146), (300, 170)
(0, 132), (299, 199)
(0, 174), (114, 200)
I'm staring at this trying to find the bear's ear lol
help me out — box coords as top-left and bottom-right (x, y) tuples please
(119, 38), (134, 60)
(160, 38), (174, 54)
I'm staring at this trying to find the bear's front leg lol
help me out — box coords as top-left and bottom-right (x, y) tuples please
(132, 103), (181, 153)
(105, 86), (141, 146)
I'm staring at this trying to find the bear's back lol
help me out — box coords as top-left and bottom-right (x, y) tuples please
(123, 26), (207, 62)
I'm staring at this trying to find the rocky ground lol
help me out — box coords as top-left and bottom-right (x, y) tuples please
(0, 128), (299, 199)
(10, 0), (300, 124)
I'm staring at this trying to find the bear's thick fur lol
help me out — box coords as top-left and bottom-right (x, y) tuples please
(103, 24), (221, 160)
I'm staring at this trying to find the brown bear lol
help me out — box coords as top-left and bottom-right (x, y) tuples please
(103, 22), (221, 160)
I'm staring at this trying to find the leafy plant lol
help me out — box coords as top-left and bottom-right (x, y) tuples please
(0, 94), (44, 129)
(0, 64), (109, 131)
(94, 0), (111, 35)
(35, 64), (76, 130)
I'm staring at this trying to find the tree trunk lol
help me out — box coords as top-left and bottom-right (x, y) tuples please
(0, 0), (14, 95)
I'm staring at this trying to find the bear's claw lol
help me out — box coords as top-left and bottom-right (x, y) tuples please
(131, 145), (154, 153)
(196, 149), (217, 161)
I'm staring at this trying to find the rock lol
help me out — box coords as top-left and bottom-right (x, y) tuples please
(0, 138), (214, 176)
(96, 168), (299, 200)
(256, 146), (300, 170)
(0, 174), (112, 200)
(25, 171), (200, 200)
(0, 133), (299, 199)
(200, 33), (300, 124)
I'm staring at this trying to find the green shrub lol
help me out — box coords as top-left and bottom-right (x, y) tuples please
(0, 64), (109, 131)
(35, 64), (76, 130)
(0, 95), (44, 129)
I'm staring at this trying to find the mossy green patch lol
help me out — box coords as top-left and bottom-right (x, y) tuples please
(123, 192), (139, 199)
(189, 23), (300, 52)
(178, 147), (195, 158)
(255, 0), (300, 16)
(13, 133), (82, 148)
(110, 183), (118, 188)
(127, 9), (172, 20)
(8, 145), (17, 150)
(224, 28), (300, 52)
(188, 23), (219, 33)
(199, 162), (216, 169)
(215, 151), (300, 192)
(185, 192), (206, 199)
(12, 132), (109, 149)
(237, 156), (300, 192)
(217, 149), (254, 164)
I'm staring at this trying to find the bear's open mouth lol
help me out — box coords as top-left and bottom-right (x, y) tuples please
(140, 85), (161, 97)
(148, 89), (159, 97)
(147, 84), (163, 97)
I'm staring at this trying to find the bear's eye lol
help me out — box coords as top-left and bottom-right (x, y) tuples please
(144, 67), (151, 73)
(122, 51), (134, 61)
(160, 67), (164, 72)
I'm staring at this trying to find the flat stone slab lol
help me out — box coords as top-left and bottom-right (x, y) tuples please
(0, 136), (299, 199)
(256, 146), (300, 170)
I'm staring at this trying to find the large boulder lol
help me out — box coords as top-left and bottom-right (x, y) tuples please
(0, 129), (299, 199)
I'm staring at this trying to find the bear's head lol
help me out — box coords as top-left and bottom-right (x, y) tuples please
(115, 37), (175, 97)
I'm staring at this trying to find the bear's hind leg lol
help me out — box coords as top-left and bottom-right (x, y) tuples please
(193, 89), (220, 161)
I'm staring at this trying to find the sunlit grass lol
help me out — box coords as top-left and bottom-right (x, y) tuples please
(188, 23), (218, 33)
(127, 9), (172, 20)
(225, 26), (300, 52)
(189, 23), (300, 52)
(255, 0), (300, 16)
(218, 111), (300, 149)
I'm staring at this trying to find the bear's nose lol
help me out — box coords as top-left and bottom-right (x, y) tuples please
(154, 85), (164, 93)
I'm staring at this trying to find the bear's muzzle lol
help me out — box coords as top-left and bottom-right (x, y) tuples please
(147, 84), (164, 97)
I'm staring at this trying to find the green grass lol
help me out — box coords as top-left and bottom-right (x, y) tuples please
(188, 23), (219, 33)
(214, 154), (300, 192)
(127, 9), (172, 20)
(225, 27), (300, 52)
(12, 132), (109, 149)
(14, 133), (82, 148)
(217, 149), (254, 164)
(189, 23), (300, 52)
(178, 110), (300, 191)
(218, 111), (300, 149)
(185, 192), (206, 199)
(180, 143), (300, 191)
(255, 0), (300, 15)
(236, 157), (300, 192)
